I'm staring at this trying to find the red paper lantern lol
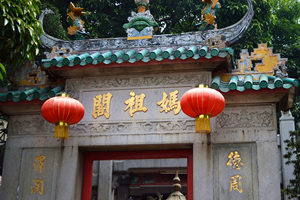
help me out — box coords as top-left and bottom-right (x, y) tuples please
(41, 93), (85, 139)
(180, 85), (225, 133)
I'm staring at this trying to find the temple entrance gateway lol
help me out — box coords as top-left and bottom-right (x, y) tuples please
(0, 0), (298, 199)
(82, 150), (193, 200)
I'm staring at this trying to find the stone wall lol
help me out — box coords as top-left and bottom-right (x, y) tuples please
(0, 72), (281, 200)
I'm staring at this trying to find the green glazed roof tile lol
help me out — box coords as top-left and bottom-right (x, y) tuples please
(103, 60), (112, 65)
(20, 87), (40, 100)
(192, 54), (200, 60)
(98, 51), (113, 62)
(211, 74), (298, 93)
(236, 86), (246, 92)
(211, 48), (219, 57)
(42, 46), (234, 69)
(199, 46), (208, 56)
(162, 48), (174, 59)
(74, 53), (90, 64)
(116, 59), (124, 64)
(63, 54), (78, 65)
(168, 55), (176, 60)
(283, 84), (294, 89)
(204, 53), (212, 59)
(87, 52), (101, 64)
(179, 54), (188, 60)
(129, 58), (137, 63)
(33, 86), (52, 99)
(136, 49), (148, 60)
(186, 46), (197, 57)
(155, 56), (164, 62)
(174, 47), (185, 58)
(142, 57), (151, 63)
(0, 84), (65, 103)
(92, 60), (99, 65)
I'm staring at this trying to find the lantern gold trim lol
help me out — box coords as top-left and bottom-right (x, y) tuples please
(58, 93), (70, 97)
(55, 122), (69, 140)
(196, 115), (210, 134)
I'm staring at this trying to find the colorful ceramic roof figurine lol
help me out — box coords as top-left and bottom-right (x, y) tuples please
(123, 0), (159, 40)
(67, 2), (89, 40)
(195, 0), (221, 31)
(39, 0), (253, 55)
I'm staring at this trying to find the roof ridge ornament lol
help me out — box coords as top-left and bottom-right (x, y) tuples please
(67, 2), (90, 40)
(39, 0), (253, 51)
(214, 43), (289, 83)
(195, 0), (221, 31)
(123, 0), (158, 40)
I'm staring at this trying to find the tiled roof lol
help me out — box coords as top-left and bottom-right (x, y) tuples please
(211, 75), (299, 92)
(0, 84), (64, 103)
(41, 46), (234, 68)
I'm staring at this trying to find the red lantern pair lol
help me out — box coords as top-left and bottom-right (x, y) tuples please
(180, 85), (225, 133)
(41, 93), (85, 139)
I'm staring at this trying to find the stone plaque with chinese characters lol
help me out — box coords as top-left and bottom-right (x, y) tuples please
(17, 149), (59, 200)
(213, 143), (258, 200)
(68, 72), (209, 120)
(82, 86), (195, 122)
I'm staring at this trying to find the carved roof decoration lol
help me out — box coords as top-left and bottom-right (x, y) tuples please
(39, 0), (253, 56)
(123, 0), (158, 39)
(217, 44), (289, 82)
(1, 0), (297, 114)
(210, 44), (298, 111)
(11, 60), (50, 88)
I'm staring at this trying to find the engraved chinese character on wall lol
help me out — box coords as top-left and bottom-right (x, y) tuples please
(34, 155), (46, 174)
(227, 151), (244, 170)
(92, 92), (113, 119)
(31, 179), (44, 195)
(227, 150), (244, 194)
(157, 90), (181, 115)
(31, 155), (46, 197)
(124, 91), (148, 117)
(230, 175), (243, 193)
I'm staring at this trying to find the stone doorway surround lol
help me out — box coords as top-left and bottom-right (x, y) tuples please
(81, 149), (193, 200)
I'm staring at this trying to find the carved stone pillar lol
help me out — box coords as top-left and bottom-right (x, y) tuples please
(98, 161), (113, 200)
(279, 110), (295, 200)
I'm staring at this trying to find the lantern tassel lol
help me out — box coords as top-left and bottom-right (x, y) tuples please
(196, 115), (210, 134)
(55, 122), (69, 140)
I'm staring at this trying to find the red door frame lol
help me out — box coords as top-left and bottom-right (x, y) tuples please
(82, 149), (193, 200)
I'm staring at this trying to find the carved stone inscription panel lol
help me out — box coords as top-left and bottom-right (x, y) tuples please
(11, 115), (54, 135)
(67, 73), (210, 124)
(215, 106), (275, 129)
(18, 149), (58, 200)
(213, 143), (258, 200)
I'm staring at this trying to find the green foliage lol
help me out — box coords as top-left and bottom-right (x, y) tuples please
(270, 1), (300, 198)
(218, 0), (275, 58)
(271, 0), (300, 89)
(41, 0), (136, 38)
(0, 0), (43, 80)
(283, 128), (300, 199)
(272, 0), (300, 50)
(42, 0), (275, 53)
